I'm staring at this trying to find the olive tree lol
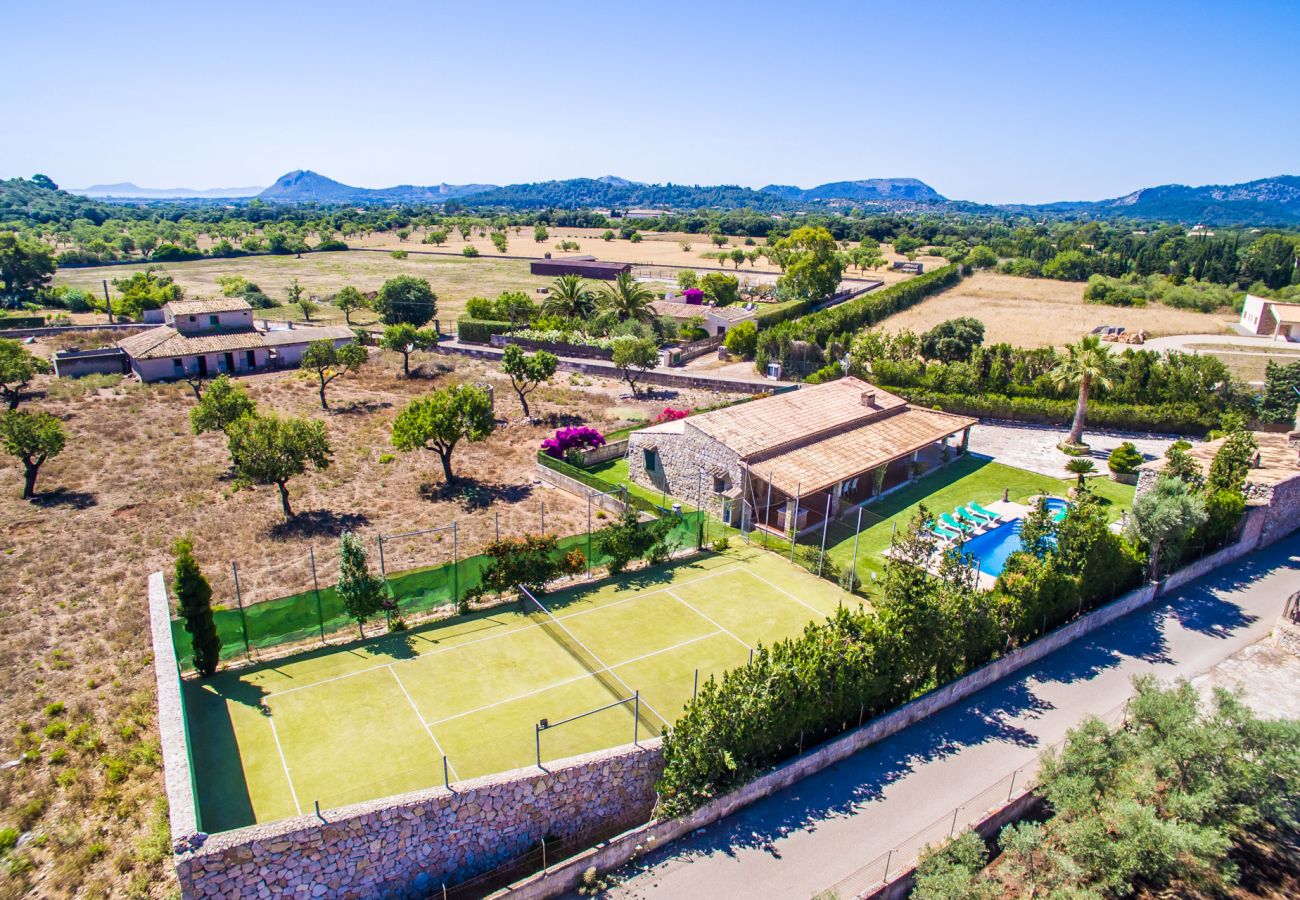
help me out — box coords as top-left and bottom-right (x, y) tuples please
(500, 344), (557, 419)
(379, 323), (436, 377)
(300, 340), (368, 409)
(0, 339), (52, 410)
(611, 336), (659, 397)
(226, 412), (332, 519)
(390, 384), (495, 485)
(189, 374), (255, 435)
(0, 409), (66, 499)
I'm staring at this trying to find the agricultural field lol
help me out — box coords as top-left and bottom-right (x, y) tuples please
(0, 348), (740, 897)
(877, 271), (1237, 347)
(51, 252), (557, 326)
(187, 547), (853, 832)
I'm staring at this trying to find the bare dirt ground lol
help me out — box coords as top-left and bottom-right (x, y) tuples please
(878, 271), (1236, 347)
(0, 350), (733, 898)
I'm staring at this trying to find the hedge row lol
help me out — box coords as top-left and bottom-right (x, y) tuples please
(754, 299), (813, 328)
(889, 389), (1219, 435)
(0, 316), (45, 329)
(759, 263), (962, 351)
(455, 317), (513, 344)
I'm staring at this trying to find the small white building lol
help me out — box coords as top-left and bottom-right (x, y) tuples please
(650, 300), (757, 336)
(1239, 295), (1300, 341)
(116, 298), (357, 382)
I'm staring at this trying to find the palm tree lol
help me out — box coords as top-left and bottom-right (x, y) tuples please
(541, 274), (595, 319)
(1051, 336), (1115, 448)
(598, 271), (656, 323)
(1065, 457), (1096, 488)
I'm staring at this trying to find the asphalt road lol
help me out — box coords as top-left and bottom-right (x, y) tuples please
(604, 535), (1300, 900)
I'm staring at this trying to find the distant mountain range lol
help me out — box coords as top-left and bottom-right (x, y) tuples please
(71, 182), (264, 199)
(61, 170), (1300, 226)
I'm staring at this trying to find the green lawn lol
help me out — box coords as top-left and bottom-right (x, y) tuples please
(184, 546), (853, 832)
(799, 456), (1135, 592)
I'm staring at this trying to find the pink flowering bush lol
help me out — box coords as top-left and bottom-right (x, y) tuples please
(541, 426), (606, 460)
(652, 408), (692, 424)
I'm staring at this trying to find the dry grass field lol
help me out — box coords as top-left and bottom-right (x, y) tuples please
(878, 271), (1237, 347)
(0, 350), (738, 898)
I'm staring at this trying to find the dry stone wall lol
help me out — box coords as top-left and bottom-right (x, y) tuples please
(177, 742), (664, 899)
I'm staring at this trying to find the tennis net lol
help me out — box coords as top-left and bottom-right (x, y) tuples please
(518, 586), (665, 736)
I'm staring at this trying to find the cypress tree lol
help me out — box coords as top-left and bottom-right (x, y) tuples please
(338, 532), (385, 638)
(173, 537), (221, 677)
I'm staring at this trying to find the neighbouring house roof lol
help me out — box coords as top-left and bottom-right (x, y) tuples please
(259, 325), (356, 346)
(756, 406), (977, 496)
(1140, 432), (1298, 489)
(687, 377), (911, 459)
(117, 326), (267, 360)
(1269, 303), (1300, 325)
(164, 298), (253, 316)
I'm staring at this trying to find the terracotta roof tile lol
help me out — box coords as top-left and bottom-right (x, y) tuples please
(164, 298), (253, 315)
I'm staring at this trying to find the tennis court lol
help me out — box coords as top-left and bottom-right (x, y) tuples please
(184, 546), (855, 832)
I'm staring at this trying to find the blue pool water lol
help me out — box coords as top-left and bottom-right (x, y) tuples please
(961, 498), (1068, 577)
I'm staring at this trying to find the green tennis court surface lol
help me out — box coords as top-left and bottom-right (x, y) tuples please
(185, 547), (856, 832)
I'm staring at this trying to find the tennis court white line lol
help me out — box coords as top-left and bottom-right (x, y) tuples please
(424, 628), (724, 728)
(389, 665), (460, 782)
(265, 564), (741, 700)
(264, 706), (302, 817)
(665, 589), (751, 651)
(742, 567), (833, 618)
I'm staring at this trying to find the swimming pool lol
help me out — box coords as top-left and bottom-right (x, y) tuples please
(960, 498), (1068, 577)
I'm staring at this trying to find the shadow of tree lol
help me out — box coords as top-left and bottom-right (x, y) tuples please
(268, 509), (372, 540)
(330, 399), (392, 416)
(419, 478), (534, 510)
(540, 412), (586, 428)
(30, 487), (98, 510)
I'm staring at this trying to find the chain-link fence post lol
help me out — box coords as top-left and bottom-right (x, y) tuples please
(231, 562), (251, 658)
(310, 546), (325, 641)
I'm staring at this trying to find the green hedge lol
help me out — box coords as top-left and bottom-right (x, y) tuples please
(758, 264), (962, 356)
(456, 317), (513, 344)
(888, 389), (1219, 435)
(754, 299), (812, 328)
(0, 315), (45, 329)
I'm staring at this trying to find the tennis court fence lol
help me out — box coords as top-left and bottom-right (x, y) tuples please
(169, 511), (706, 671)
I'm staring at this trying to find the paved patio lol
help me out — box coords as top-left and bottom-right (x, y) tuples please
(967, 422), (1190, 478)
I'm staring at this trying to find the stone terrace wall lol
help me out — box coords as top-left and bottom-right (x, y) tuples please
(177, 742), (664, 899)
(1260, 472), (1300, 546)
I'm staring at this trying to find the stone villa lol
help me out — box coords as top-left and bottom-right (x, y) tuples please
(625, 377), (976, 535)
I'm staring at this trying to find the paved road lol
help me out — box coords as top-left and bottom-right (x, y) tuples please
(1116, 332), (1300, 354)
(605, 535), (1300, 900)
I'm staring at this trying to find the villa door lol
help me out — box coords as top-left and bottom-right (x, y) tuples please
(245, 350), (256, 371)
(224, 352), (236, 373)
(197, 356), (208, 377)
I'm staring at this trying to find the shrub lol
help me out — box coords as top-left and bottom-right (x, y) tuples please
(711, 537), (730, 553)
(723, 320), (758, 358)
(594, 508), (672, 574)
(455, 318), (513, 344)
(541, 426), (606, 460)
(1107, 441), (1143, 475)
(465, 534), (574, 602)
(651, 408), (691, 424)
(462, 245), (479, 257)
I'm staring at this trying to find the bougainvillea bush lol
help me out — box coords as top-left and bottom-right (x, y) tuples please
(541, 426), (606, 459)
(652, 408), (692, 424)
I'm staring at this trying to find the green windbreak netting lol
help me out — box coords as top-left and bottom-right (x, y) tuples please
(172, 512), (704, 670)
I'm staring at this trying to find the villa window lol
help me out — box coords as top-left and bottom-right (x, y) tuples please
(643, 448), (658, 473)
(713, 475), (726, 494)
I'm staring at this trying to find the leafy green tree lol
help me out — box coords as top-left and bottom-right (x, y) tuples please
(337, 532), (385, 638)
(1163, 440), (1203, 489)
(892, 234), (922, 255)
(424, 228), (448, 246)
(699, 272), (739, 306)
(374, 275), (437, 327)
(542, 274), (595, 319)
(333, 285), (368, 325)
(676, 269), (698, 290)
(462, 245), (479, 258)
(464, 534), (584, 603)
(300, 340), (368, 409)
(500, 344), (557, 418)
(1240, 233), (1296, 290)
(1257, 359), (1300, 424)
(964, 245), (998, 269)
(1205, 429), (1258, 494)
(1042, 249), (1092, 280)
(729, 248), (746, 269)
(390, 383), (495, 484)
(533, 224), (549, 243)
(1051, 336), (1115, 447)
(173, 537), (221, 677)
(593, 508), (671, 574)
(225, 412), (332, 519)
(611, 336), (659, 396)
(601, 230), (615, 241)
(723, 320), (758, 358)
(0, 231), (56, 301)
(920, 317), (985, 363)
(598, 271), (656, 322)
(775, 226), (844, 302)
(111, 268), (182, 319)
(0, 339), (52, 410)
(913, 830), (997, 900)
(189, 374), (255, 434)
(490, 232), (508, 253)
(0, 409), (66, 499)
(379, 323), (436, 377)
(1127, 475), (1206, 577)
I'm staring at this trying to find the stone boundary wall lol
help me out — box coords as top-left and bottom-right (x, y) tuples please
(490, 333), (615, 360)
(147, 572), (201, 839)
(177, 742), (664, 899)
(578, 439), (628, 467)
(492, 526), (1275, 900)
(1260, 472), (1300, 546)
(434, 341), (782, 394)
(533, 461), (629, 515)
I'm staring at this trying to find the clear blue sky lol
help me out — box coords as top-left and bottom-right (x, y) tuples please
(3, 0), (1297, 204)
